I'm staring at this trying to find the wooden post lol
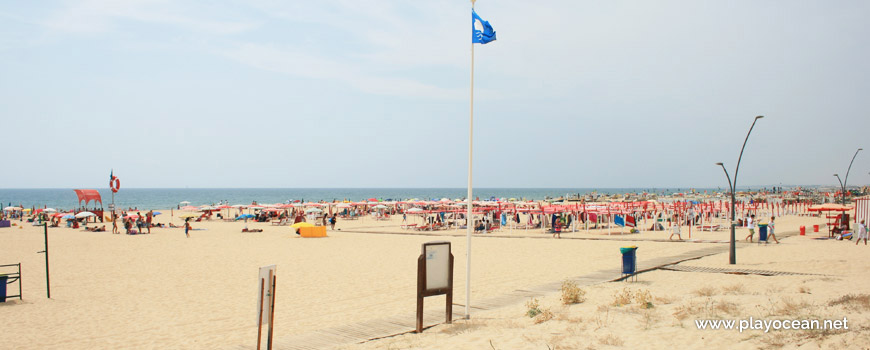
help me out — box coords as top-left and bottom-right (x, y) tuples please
(416, 255), (425, 333)
(37, 223), (50, 298)
(268, 274), (276, 350)
(257, 278), (265, 350)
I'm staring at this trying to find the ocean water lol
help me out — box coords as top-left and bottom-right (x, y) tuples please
(0, 188), (724, 210)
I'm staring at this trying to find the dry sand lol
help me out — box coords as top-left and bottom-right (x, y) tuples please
(2, 212), (867, 349)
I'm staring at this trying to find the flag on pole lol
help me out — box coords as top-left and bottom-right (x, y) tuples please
(109, 169), (113, 187)
(472, 10), (496, 44)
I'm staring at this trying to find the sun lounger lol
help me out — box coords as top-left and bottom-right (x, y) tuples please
(401, 224), (417, 229)
(697, 224), (721, 231)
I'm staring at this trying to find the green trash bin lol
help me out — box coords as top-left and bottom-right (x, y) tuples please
(0, 275), (7, 303)
(620, 246), (638, 275)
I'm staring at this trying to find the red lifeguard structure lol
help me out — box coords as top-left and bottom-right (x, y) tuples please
(73, 189), (104, 222)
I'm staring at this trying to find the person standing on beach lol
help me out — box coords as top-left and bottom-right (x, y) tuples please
(329, 214), (337, 230)
(857, 220), (868, 246)
(767, 216), (780, 243)
(112, 213), (119, 234)
(184, 219), (191, 238)
(744, 214), (755, 242)
(669, 219), (682, 240)
(146, 210), (153, 234)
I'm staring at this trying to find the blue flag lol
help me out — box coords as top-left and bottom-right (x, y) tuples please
(614, 215), (625, 227)
(472, 9), (496, 44)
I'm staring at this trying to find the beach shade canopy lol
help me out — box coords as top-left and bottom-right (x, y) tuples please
(43, 208), (57, 213)
(336, 203), (351, 208)
(290, 222), (315, 228)
(3, 207), (22, 211)
(407, 208), (424, 213)
(181, 206), (199, 211)
(808, 203), (852, 212)
(304, 208), (323, 213)
(372, 204), (388, 210)
(179, 201), (191, 205)
(62, 214), (75, 219)
(235, 214), (255, 220)
(73, 189), (103, 207)
(75, 211), (96, 218)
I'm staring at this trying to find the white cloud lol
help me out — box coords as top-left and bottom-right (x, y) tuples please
(219, 43), (465, 99)
(39, 0), (258, 35)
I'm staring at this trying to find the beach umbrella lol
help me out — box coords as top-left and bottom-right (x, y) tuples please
(153, 211), (162, 216)
(124, 214), (139, 219)
(807, 203), (852, 212)
(372, 204), (388, 210)
(336, 203), (351, 208)
(304, 208), (323, 213)
(75, 212), (96, 218)
(180, 201), (191, 205)
(407, 208), (424, 213)
(235, 214), (255, 220)
(290, 222), (314, 228)
(62, 214), (75, 219)
(3, 207), (21, 211)
(43, 208), (57, 213)
(181, 205), (198, 211)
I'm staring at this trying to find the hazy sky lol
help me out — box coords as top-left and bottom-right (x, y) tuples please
(1, 1), (868, 189)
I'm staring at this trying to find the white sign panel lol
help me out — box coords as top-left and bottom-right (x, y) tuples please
(257, 265), (277, 325)
(425, 243), (450, 290)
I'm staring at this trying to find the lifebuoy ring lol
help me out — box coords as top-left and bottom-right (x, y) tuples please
(111, 176), (121, 193)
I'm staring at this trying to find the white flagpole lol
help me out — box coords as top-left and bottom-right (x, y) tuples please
(466, 0), (476, 320)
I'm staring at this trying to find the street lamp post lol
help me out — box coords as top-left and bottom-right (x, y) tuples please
(716, 115), (763, 265)
(837, 148), (863, 205)
(834, 174), (844, 204)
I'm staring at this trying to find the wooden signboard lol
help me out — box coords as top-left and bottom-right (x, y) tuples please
(416, 241), (454, 333)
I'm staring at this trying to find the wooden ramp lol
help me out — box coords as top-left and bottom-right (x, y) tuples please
(658, 264), (823, 277)
(228, 244), (728, 350)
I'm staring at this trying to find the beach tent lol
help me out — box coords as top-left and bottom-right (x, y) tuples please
(73, 189), (102, 207)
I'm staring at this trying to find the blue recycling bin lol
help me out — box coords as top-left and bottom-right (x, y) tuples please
(620, 247), (637, 274)
(758, 224), (768, 242)
(0, 275), (7, 302)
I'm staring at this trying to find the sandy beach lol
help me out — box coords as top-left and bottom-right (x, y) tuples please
(3, 211), (867, 349)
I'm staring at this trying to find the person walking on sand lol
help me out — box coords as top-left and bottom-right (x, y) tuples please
(768, 216), (780, 243)
(184, 219), (191, 238)
(857, 220), (868, 246)
(112, 213), (119, 234)
(552, 221), (562, 239)
(669, 220), (682, 240)
(744, 214), (756, 242)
